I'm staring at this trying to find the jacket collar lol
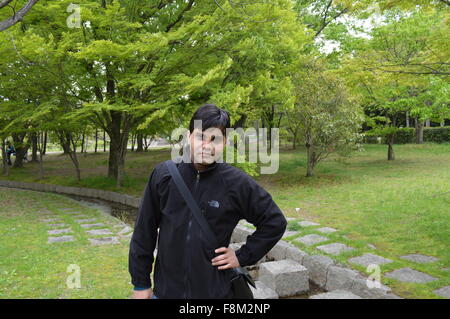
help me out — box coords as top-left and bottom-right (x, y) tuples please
(180, 157), (219, 175)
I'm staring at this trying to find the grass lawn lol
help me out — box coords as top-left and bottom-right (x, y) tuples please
(1, 142), (449, 298)
(0, 188), (135, 298)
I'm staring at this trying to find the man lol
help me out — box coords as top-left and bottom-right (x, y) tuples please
(129, 104), (287, 299)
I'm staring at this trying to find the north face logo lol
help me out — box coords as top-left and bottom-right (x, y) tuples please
(208, 200), (220, 208)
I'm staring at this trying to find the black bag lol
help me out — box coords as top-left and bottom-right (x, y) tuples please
(165, 160), (256, 299)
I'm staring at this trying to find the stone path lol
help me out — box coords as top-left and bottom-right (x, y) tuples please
(48, 235), (75, 243)
(294, 234), (329, 246)
(399, 254), (439, 263)
(86, 229), (113, 236)
(298, 220), (320, 227)
(348, 253), (393, 267)
(239, 217), (449, 299)
(309, 290), (362, 299)
(384, 268), (438, 283)
(48, 228), (73, 235)
(88, 237), (120, 246)
(316, 242), (354, 255)
(80, 223), (106, 228)
(37, 206), (134, 247)
(282, 230), (300, 239)
(433, 286), (450, 298)
(316, 227), (337, 234)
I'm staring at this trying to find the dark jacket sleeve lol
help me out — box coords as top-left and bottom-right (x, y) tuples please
(128, 167), (161, 289)
(234, 176), (287, 267)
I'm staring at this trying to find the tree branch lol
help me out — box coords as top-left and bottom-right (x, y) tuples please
(0, 0), (13, 9)
(315, 6), (348, 38)
(165, 0), (195, 33)
(0, 0), (40, 31)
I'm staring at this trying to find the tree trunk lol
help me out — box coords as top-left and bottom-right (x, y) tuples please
(143, 135), (149, 151)
(83, 135), (88, 157)
(136, 133), (144, 152)
(232, 114), (247, 145)
(387, 140), (395, 160)
(108, 134), (130, 187)
(131, 133), (135, 152)
(305, 137), (316, 177)
(107, 111), (132, 187)
(43, 131), (47, 155)
(84, 135), (89, 154)
(95, 129), (98, 153)
(103, 130), (106, 152)
(260, 117), (267, 147)
(415, 118), (424, 144)
(81, 133), (85, 153)
(58, 130), (81, 182)
(38, 132), (44, 180)
(406, 111), (410, 128)
(108, 136), (130, 187)
(69, 137), (81, 182)
(12, 133), (28, 168)
(388, 115), (397, 160)
(58, 134), (71, 154)
(31, 132), (38, 162)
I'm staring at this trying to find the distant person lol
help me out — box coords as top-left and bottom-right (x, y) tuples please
(6, 141), (15, 166)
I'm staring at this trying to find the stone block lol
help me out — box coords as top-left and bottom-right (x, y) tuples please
(294, 234), (329, 247)
(384, 268), (437, 283)
(310, 290), (362, 299)
(348, 253), (393, 267)
(266, 240), (296, 261)
(88, 236), (120, 245)
(286, 247), (308, 264)
(316, 243), (354, 256)
(250, 281), (279, 299)
(86, 229), (113, 236)
(399, 254), (439, 263)
(302, 255), (334, 288)
(231, 225), (253, 243)
(325, 266), (360, 291)
(316, 227), (337, 234)
(298, 220), (320, 227)
(259, 260), (309, 297)
(48, 235), (75, 243)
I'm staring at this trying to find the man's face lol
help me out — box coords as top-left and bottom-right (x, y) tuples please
(189, 127), (226, 165)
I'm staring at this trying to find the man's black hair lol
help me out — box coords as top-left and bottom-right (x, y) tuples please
(189, 104), (231, 136)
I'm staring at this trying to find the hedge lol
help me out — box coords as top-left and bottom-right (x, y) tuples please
(363, 126), (450, 144)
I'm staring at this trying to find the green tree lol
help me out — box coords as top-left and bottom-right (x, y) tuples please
(287, 59), (364, 176)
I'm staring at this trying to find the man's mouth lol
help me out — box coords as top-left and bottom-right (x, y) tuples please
(201, 151), (213, 156)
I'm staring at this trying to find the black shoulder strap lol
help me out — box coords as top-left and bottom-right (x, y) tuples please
(164, 160), (219, 248)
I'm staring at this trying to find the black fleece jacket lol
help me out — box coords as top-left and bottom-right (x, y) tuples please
(128, 158), (287, 299)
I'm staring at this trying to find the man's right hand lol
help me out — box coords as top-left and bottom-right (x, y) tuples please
(132, 288), (154, 299)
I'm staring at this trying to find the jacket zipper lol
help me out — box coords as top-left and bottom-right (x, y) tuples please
(184, 170), (200, 298)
